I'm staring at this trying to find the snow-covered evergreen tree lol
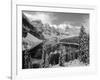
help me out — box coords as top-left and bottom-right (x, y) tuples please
(79, 26), (89, 64)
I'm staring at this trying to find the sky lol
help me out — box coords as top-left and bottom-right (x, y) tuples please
(23, 11), (89, 34)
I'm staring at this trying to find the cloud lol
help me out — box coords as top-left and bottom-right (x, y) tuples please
(50, 23), (81, 36)
(58, 24), (67, 29)
(58, 23), (81, 36)
(23, 12), (56, 24)
(58, 23), (80, 30)
(50, 23), (74, 30)
(50, 24), (58, 29)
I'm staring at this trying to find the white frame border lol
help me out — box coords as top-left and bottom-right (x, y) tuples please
(11, 1), (97, 80)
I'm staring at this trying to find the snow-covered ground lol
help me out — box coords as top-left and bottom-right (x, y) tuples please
(50, 59), (87, 68)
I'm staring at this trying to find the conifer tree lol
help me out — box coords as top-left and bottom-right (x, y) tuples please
(79, 26), (89, 64)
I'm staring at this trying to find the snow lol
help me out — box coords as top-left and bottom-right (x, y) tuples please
(50, 59), (87, 68)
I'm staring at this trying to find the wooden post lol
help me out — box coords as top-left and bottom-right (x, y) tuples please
(41, 40), (49, 68)
(40, 41), (45, 68)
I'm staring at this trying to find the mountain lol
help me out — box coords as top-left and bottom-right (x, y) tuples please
(22, 13), (81, 50)
(22, 13), (45, 40)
